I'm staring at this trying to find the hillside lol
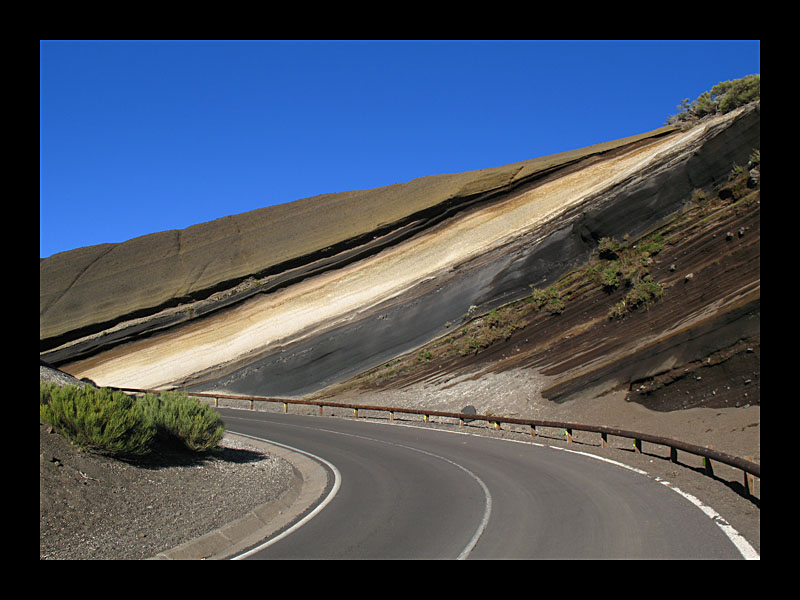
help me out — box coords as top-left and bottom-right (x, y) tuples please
(40, 126), (675, 351)
(41, 102), (759, 464)
(41, 63), (763, 559)
(322, 164), (759, 411)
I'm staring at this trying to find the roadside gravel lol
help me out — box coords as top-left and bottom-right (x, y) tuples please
(39, 425), (296, 560)
(40, 365), (296, 560)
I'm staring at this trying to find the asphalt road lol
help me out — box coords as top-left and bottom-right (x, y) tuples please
(217, 408), (750, 559)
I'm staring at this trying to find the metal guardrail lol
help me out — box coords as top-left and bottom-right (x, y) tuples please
(114, 387), (760, 496)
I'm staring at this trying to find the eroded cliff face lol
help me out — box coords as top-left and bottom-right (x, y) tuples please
(42, 104), (759, 408)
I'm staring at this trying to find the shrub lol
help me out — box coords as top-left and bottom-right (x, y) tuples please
(40, 383), (156, 457)
(609, 276), (664, 320)
(40, 383), (226, 457)
(667, 74), (760, 124)
(600, 266), (620, 290)
(140, 392), (225, 453)
(638, 233), (663, 256)
(626, 277), (664, 309)
(749, 148), (760, 168)
(529, 286), (565, 314)
(716, 75), (761, 114)
(597, 237), (621, 260)
(691, 188), (709, 204)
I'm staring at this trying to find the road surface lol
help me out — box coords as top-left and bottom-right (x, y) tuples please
(218, 408), (753, 559)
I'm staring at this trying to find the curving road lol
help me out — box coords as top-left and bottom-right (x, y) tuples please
(217, 408), (755, 560)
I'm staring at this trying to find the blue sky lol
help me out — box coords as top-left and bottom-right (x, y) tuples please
(39, 40), (760, 258)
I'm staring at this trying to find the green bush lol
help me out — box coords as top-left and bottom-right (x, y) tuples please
(597, 237), (621, 260)
(40, 383), (225, 456)
(626, 276), (664, 309)
(667, 74), (760, 124)
(600, 266), (620, 290)
(716, 75), (761, 114)
(140, 391), (225, 453)
(638, 233), (663, 256)
(529, 286), (566, 314)
(609, 276), (664, 320)
(40, 383), (156, 457)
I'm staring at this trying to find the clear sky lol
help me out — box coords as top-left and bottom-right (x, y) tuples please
(39, 40), (760, 258)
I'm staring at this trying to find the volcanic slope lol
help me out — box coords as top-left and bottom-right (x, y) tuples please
(43, 104), (759, 405)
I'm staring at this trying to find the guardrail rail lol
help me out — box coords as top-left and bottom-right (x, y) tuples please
(113, 386), (760, 497)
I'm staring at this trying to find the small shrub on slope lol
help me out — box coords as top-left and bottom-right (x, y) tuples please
(140, 391), (225, 453)
(40, 383), (156, 457)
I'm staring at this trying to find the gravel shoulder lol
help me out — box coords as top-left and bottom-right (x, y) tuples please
(39, 423), (297, 560)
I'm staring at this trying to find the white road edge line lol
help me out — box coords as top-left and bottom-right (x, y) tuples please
(227, 432), (342, 560)
(224, 409), (492, 560)
(653, 477), (761, 561)
(535, 443), (760, 560)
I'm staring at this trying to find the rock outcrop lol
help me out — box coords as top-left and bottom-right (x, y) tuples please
(40, 126), (675, 351)
(41, 103), (759, 408)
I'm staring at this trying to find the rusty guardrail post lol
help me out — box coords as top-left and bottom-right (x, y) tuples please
(704, 445), (714, 476)
(744, 456), (756, 496)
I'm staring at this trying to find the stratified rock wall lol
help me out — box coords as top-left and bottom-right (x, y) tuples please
(177, 105), (760, 397)
(44, 104), (759, 398)
(40, 127), (675, 350)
